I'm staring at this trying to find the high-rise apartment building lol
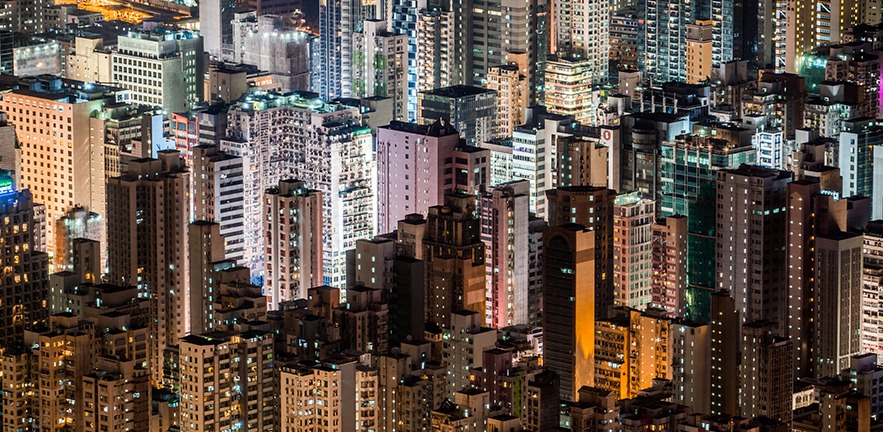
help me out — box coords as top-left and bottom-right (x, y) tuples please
(593, 307), (672, 399)
(375, 120), (460, 234)
(671, 320), (711, 413)
(552, 0), (608, 82)
(179, 331), (275, 432)
(443, 310), (497, 396)
(470, 0), (547, 100)
(543, 56), (593, 125)
(0, 0), (46, 33)
(659, 124), (755, 217)
(740, 321), (794, 424)
(199, 0), (237, 59)
(815, 230), (865, 378)
(317, 0), (377, 99)
(543, 223), (596, 400)
(710, 291), (739, 415)
(788, 186), (870, 377)
(188, 221), (232, 335)
(825, 46), (881, 119)
(353, 19), (408, 121)
(479, 180), (530, 328)
(222, 92), (375, 288)
(546, 186), (616, 319)
(264, 179), (323, 309)
(416, 7), (456, 94)
(651, 215), (687, 316)
(0, 77), (127, 260)
(0, 181), (48, 345)
(112, 29), (204, 112)
(555, 131), (612, 189)
(840, 117), (883, 202)
(645, 0), (698, 83)
(864, 221), (883, 356)
(106, 151), (189, 385)
(279, 358), (379, 431)
(424, 193), (487, 326)
(486, 64), (528, 137)
(418, 85), (498, 145)
(716, 165), (790, 328)
(191, 145), (246, 265)
(613, 194), (655, 310)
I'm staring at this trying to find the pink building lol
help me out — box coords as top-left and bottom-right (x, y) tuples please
(376, 120), (460, 234)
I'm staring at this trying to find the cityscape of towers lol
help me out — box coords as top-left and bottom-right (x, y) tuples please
(0, 0), (879, 431)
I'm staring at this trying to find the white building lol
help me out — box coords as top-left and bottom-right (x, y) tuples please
(753, 130), (786, 170)
(222, 91), (375, 291)
(192, 145), (246, 266)
(552, 0), (608, 82)
(112, 28), (204, 113)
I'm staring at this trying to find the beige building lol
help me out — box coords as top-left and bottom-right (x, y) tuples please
(544, 56), (593, 125)
(593, 307), (671, 399)
(686, 20), (714, 84)
(279, 358), (378, 432)
(650, 215), (687, 316)
(0, 77), (128, 259)
(264, 179), (323, 309)
(613, 193), (655, 310)
(487, 64), (528, 137)
(179, 331), (275, 432)
(66, 35), (112, 83)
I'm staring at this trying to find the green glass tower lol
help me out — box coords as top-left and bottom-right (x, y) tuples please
(659, 128), (755, 322)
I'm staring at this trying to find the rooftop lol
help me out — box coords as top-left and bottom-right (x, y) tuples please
(422, 85), (496, 98)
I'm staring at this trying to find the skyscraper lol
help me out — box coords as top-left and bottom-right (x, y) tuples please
(199, 0), (237, 59)
(418, 85), (499, 145)
(815, 231), (864, 378)
(543, 223), (596, 400)
(613, 193), (655, 310)
(546, 186), (616, 319)
(0, 178), (48, 345)
(740, 321), (794, 424)
(645, 0), (698, 83)
(716, 165), (790, 328)
(263, 179), (323, 309)
(191, 145), (246, 266)
(552, 0), (608, 82)
(375, 120), (460, 234)
(471, 0), (547, 97)
(353, 19), (408, 120)
(424, 193), (487, 326)
(0, 77), (126, 260)
(479, 180), (530, 327)
(864, 221), (883, 356)
(486, 64), (528, 137)
(107, 151), (189, 385)
(651, 215), (687, 316)
(543, 55), (594, 125)
(223, 92), (375, 288)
